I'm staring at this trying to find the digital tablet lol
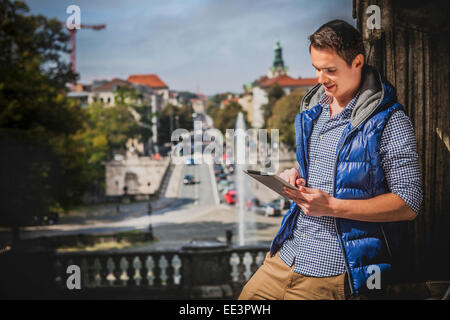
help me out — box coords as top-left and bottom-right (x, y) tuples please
(243, 169), (297, 198)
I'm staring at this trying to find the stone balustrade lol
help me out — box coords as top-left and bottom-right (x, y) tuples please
(0, 245), (269, 299)
(2, 244), (448, 299)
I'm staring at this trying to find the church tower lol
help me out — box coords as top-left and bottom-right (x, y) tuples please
(268, 41), (288, 78)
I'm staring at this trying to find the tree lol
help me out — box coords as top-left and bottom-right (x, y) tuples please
(214, 101), (250, 134)
(267, 87), (306, 149)
(158, 103), (194, 144)
(0, 0), (84, 239)
(0, 130), (63, 241)
(175, 91), (198, 106)
(205, 93), (231, 125)
(77, 102), (142, 186)
(114, 86), (153, 148)
(206, 102), (220, 122)
(209, 92), (233, 106)
(262, 83), (285, 128)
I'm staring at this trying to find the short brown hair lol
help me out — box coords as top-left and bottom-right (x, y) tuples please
(309, 20), (365, 66)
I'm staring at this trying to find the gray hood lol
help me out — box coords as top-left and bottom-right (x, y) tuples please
(300, 65), (390, 128)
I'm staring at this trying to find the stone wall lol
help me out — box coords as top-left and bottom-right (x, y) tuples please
(105, 155), (170, 198)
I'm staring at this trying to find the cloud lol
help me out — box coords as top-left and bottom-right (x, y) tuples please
(27, 0), (353, 95)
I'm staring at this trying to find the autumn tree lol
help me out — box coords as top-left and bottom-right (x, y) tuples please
(262, 83), (285, 128)
(214, 101), (250, 134)
(267, 87), (306, 149)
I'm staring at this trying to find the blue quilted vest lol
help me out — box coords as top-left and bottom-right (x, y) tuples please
(270, 78), (405, 296)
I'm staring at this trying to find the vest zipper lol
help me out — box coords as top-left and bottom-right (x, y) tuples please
(331, 73), (388, 297)
(332, 129), (357, 297)
(333, 217), (354, 297)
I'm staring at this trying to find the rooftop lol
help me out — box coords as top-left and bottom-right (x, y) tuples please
(91, 78), (132, 92)
(127, 74), (168, 89)
(259, 74), (317, 88)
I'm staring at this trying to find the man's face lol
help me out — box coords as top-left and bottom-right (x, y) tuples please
(310, 46), (363, 103)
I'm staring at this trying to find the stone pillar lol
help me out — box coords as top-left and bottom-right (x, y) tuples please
(181, 239), (233, 299)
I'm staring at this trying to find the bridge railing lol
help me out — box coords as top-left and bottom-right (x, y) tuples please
(2, 244), (448, 299)
(1, 244), (269, 299)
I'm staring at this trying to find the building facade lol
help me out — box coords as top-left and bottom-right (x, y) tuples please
(249, 41), (318, 128)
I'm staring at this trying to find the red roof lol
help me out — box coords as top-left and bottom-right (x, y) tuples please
(127, 74), (168, 89)
(196, 93), (208, 101)
(259, 75), (317, 88)
(221, 97), (239, 107)
(92, 78), (132, 92)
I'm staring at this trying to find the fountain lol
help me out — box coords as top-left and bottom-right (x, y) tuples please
(234, 112), (256, 246)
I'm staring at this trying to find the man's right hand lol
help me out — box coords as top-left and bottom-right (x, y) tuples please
(279, 168), (305, 188)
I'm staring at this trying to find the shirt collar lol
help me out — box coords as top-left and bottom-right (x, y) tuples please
(318, 91), (360, 119)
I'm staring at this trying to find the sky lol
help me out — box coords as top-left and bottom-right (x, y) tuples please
(27, 0), (355, 95)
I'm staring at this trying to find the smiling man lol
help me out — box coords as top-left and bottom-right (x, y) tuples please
(239, 20), (422, 300)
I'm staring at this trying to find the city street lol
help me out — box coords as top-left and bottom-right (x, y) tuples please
(8, 159), (283, 249)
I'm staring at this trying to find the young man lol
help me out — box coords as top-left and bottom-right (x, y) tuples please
(239, 20), (422, 300)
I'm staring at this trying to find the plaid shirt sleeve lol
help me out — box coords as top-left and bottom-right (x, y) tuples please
(380, 109), (423, 214)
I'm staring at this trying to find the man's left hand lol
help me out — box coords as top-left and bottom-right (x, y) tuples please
(282, 186), (337, 217)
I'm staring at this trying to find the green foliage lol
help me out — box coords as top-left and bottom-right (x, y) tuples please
(77, 102), (142, 181)
(209, 92), (234, 107)
(0, 1), (84, 228)
(175, 91), (198, 106)
(262, 83), (285, 128)
(158, 103), (194, 144)
(0, 0), (79, 133)
(0, 1), (77, 91)
(206, 102), (220, 121)
(0, 129), (63, 227)
(267, 87), (305, 149)
(115, 86), (143, 105)
(114, 86), (154, 145)
(205, 92), (240, 126)
(214, 101), (250, 134)
(115, 88), (147, 139)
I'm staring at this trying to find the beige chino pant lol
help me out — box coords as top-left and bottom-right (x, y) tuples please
(238, 251), (352, 300)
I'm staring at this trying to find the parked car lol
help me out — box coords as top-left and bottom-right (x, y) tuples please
(44, 212), (59, 225)
(252, 202), (281, 217)
(214, 165), (224, 175)
(216, 173), (228, 183)
(30, 212), (59, 226)
(271, 197), (291, 210)
(217, 180), (229, 194)
(220, 184), (235, 198)
(221, 184), (234, 194)
(183, 174), (196, 185)
(245, 197), (261, 210)
(226, 181), (235, 190)
(224, 189), (237, 205)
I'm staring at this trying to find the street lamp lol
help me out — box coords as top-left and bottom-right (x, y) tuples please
(146, 202), (154, 241)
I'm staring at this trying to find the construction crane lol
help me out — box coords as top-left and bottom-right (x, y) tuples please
(65, 23), (106, 77)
